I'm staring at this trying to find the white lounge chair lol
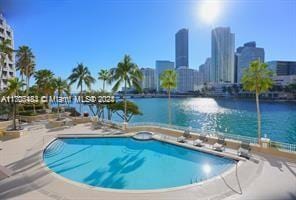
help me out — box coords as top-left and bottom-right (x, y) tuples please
(238, 142), (251, 159)
(177, 136), (186, 143)
(213, 137), (226, 151)
(177, 129), (191, 143)
(91, 121), (102, 130)
(193, 135), (208, 147)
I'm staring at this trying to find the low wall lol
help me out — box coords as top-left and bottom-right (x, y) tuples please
(20, 113), (58, 123)
(1, 130), (21, 140)
(0, 120), (20, 130)
(0, 120), (13, 129)
(71, 117), (92, 124)
(251, 145), (296, 160)
(127, 125), (296, 161)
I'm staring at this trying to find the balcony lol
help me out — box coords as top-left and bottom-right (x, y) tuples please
(6, 31), (11, 37)
(0, 28), (4, 37)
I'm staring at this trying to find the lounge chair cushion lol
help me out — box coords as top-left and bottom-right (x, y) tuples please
(238, 147), (250, 158)
(213, 143), (224, 151)
(193, 139), (203, 146)
(177, 136), (185, 142)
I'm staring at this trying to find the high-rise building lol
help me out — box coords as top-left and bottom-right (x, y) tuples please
(175, 28), (189, 69)
(0, 14), (15, 90)
(198, 64), (205, 85)
(140, 67), (156, 91)
(211, 27), (235, 83)
(267, 61), (296, 76)
(155, 60), (174, 91)
(198, 58), (211, 85)
(198, 58), (211, 86)
(236, 41), (265, 83)
(176, 67), (198, 92)
(203, 58), (211, 83)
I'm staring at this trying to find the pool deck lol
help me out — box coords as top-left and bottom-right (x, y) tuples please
(1, 123), (296, 200)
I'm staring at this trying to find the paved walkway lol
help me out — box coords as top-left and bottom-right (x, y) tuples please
(0, 123), (295, 200)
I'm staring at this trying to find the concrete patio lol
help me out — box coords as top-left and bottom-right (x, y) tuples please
(0, 123), (295, 200)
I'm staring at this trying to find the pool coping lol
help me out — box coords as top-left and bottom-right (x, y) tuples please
(40, 132), (245, 194)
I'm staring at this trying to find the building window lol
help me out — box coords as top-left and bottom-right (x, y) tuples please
(6, 31), (11, 37)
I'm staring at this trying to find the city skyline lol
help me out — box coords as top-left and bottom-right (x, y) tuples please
(0, 0), (296, 91)
(175, 28), (189, 69)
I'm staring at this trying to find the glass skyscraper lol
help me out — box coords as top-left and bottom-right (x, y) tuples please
(155, 60), (174, 91)
(236, 41), (265, 83)
(211, 27), (235, 83)
(175, 28), (189, 69)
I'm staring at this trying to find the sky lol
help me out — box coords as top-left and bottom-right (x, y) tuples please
(0, 0), (296, 91)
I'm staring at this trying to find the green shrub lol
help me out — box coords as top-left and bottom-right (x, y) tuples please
(19, 111), (37, 116)
(23, 104), (43, 111)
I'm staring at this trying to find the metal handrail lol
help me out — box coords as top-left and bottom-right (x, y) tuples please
(126, 121), (296, 152)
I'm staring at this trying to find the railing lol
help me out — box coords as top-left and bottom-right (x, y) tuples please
(127, 121), (296, 153)
(269, 141), (296, 153)
(101, 119), (123, 129)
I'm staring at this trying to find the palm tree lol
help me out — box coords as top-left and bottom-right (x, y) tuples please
(68, 63), (95, 115)
(98, 69), (112, 91)
(3, 78), (25, 130)
(34, 69), (55, 109)
(0, 39), (13, 90)
(53, 77), (70, 119)
(160, 69), (177, 125)
(16, 46), (35, 94)
(241, 60), (273, 145)
(112, 55), (143, 123)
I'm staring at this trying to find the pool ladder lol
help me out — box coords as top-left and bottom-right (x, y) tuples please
(44, 140), (65, 157)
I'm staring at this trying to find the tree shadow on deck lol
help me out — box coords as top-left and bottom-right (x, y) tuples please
(0, 150), (52, 199)
(262, 153), (296, 178)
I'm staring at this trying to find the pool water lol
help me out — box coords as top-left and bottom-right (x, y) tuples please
(44, 137), (236, 190)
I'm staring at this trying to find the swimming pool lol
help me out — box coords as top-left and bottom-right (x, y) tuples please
(43, 137), (236, 190)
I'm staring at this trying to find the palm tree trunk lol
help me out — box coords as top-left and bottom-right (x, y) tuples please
(0, 70), (2, 90)
(102, 105), (105, 120)
(21, 74), (24, 91)
(255, 91), (261, 146)
(13, 104), (16, 130)
(80, 84), (83, 116)
(103, 80), (105, 92)
(57, 100), (60, 120)
(108, 108), (111, 120)
(33, 104), (36, 114)
(26, 76), (29, 96)
(43, 95), (46, 110)
(168, 89), (171, 125)
(124, 79), (127, 123)
(57, 90), (61, 120)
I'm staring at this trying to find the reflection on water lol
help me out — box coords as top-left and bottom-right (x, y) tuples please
(54, 98), (296, 143)
(181, 98), (230, 114)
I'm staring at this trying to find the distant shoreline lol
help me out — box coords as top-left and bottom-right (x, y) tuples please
(118, 95), (296, 103)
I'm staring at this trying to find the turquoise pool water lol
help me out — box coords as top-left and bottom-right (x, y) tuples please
(44, 137), (236, 190)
